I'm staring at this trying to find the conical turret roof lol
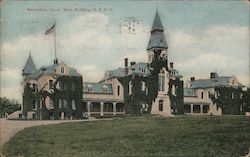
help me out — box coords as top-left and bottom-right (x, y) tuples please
(23, 53), (37, 75)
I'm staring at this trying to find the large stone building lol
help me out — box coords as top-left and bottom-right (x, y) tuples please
(16, 10), (249, 120)
(184, 72), (247, 115)
(95, 11), (184, 117)
(22, 56), (83, 120)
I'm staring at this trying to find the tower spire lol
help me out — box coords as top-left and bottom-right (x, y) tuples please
(147, 10), (168, 50)
(151, 10), (164, 32)
(22, 51), (37, 76)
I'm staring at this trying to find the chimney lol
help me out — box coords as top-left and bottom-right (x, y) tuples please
(130, 62), (136, 66)
(210, 72), (216, 79)
(170, 62), (174, 68)
(124, 58), (128, 75)
(190, 77), (195, 81)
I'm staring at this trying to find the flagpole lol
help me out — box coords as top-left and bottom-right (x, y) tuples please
(54, 20), (57, 64)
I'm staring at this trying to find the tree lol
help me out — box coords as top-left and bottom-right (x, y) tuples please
(0, 97), (21, 118)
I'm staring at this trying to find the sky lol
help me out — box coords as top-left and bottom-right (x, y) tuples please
(0, 0), (249, 103)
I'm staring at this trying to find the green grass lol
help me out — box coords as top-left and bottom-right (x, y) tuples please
(2, 115), (250, 157)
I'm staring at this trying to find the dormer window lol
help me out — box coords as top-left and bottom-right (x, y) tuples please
(49, 80), (53, 89)
(102, 85), (108, 93)
(61, 67), (64, 74)
(87, 84), (92, 92)
(141, 69), (146, 74)
(232, 80), (235, 86)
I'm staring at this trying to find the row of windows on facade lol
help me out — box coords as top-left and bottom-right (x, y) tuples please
(32, 99), (76, 110)
(83, 85), (121, 95)
(31, 81), (76, 92)
(187, 91), (243, 99)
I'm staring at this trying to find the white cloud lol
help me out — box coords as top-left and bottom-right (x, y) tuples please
(168, 25), (249, 86)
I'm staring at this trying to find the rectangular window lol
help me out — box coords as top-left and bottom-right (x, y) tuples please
(72, 83), (76, 91)
(72, 99), (76, 110)
(59, 99), (62, 109)
(141, 82), (145, 91)
(63, 99), (67, 109)
(162, 76), (165, 92)
(49, 80), (53, 89)
(158, 76), (162, 91)
(158, 76), (165, 92)
(117, 86), (120, 96)
(58, 81), (63, 90)
(32, 100), (36, 110)
(32, 84), (38, 93)
(49, 98), (54, 109)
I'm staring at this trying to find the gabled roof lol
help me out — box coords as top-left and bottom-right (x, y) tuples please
(130, 62), (150, 76)
(103, 62), (150, 80)
(23, 54), (37, 75)
(83, 82), (113, 94)
(27, 63), (81, 80)
(184, 88), (197, 97)
(189, 76), (245, 89)
(152, 10), (164, 31)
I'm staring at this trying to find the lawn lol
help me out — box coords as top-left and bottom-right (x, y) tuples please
(2, 115), (250, 157)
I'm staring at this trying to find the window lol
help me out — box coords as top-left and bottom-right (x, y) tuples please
(72, 83), (76, 91)
(201, 92), (204, 99)
(172, 85), (176, 95)
(61, 67), (64, 74)
(129, 81), (132, 95)
(141, 82), (145, 91)
(59, 99), (62, 109)
(49, 98), (54, 109)
(63, 99), (67, 108)
(159, 100), (163, 111)
(72, 99), (76, 110)
(32, 84), (38, 93)
(32, 114), (36, 119)
(58, 81), (63, 90)
(158, 75), (165, 92)
(32, 100), (36, 110)
(102, 86), (108, 93)
(88, 87), (92, 92)
(117, 85), (120, 96)
(49, 80), (53, 89)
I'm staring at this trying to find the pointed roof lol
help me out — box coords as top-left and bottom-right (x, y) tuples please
(22, 53), (37, 75)
(147, 11), (168, 50)
(152, 10), (164, 31)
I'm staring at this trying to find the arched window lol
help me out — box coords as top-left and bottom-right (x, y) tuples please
(61, 67), (64, 74)
(159, 100), (163, 111)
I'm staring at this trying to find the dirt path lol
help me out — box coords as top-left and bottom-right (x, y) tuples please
(0, 118), (111, 148)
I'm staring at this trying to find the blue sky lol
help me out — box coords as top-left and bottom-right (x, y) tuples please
(0, 0), (249, 102)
